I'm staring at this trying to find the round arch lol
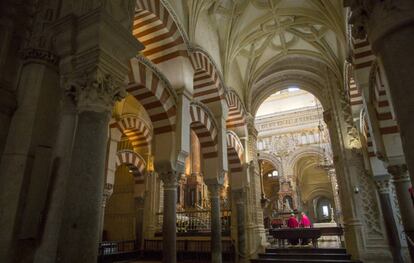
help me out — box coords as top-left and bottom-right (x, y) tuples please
(190, 47), (226, 104)
(134, 0), (190, 64)
(128, 57), (177, 135)
(189, 102), (218, 159)
(226, 131), (244, 179)
(248, 55), (331, 116)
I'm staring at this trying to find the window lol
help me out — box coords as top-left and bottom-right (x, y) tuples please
(268, 170), (279, 177)
(322, 205), (329, 217)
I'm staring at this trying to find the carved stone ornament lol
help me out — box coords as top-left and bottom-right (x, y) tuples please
(20, 48), (59, 66)
(65, 70), (126, 113)
(375, 178), (390, 194)
(159, 170), (180, 189)
(347, 126), (362, 150)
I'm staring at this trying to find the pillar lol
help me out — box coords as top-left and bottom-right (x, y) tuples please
(33, 95), (78, 263)
(233, 189), (246, 263)
(159, 170), (179, 263)
(328, 169), (342, 223)
(388, 164), (414, 261)
(0, 48), (60, 263)
(0, 89), (16, 156)
(56, 73), (125, 263)
(347, 0), (414, 181)
(374, 175), (404, 263)
(206, 180), (223, 263)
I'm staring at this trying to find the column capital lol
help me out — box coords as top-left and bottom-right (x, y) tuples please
(65, 70), (126, 113)
(345, 0), (414, 48)
(388, 164), (410, 182)
(159, 170), (180, 190)
(374, 175), (391, 194)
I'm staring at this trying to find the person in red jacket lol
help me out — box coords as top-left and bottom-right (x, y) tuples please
(299, 212), (312, 245)
(287, 213), (299, 245)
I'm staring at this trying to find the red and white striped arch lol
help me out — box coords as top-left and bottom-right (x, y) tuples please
(128, 57), (176, 135)
(225, 90), (246, 129)
(362, 117), (375, 158)
(110, 116), (152, 148)
(226, 131), (244, 176)
(369, 62), (399, 136)
(351, 38), (375, 70)
(189, 103), (218, 159)
(134, 0), (188, 64)
(190, 50), (225, 104)
(116, 150), (147, 183)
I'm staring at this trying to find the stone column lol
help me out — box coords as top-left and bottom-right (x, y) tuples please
(0, 48), (60, 262)
(0, 89), (16, 156)
(388, 165), (414, 261)
(56, 73), (126, 263)
(33, 95), (78, 263)
(374, 175), (404, 263)
(207, 180), (223, 263)
(328, 169), (342, 223)
(347, 0), (414, 181)
(159, 170), (179, 263)
(233, 189), (246, 263)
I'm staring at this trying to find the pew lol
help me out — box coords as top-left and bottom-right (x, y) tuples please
(269, 227), (344, 248)
(269, 228), (322, 248)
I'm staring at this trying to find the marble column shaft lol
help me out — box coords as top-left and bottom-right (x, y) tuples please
(56, 110), (111, 263)
(375, 176), (404, 263)
(160, 171), (179, 263)
(0, 54), (59, 263)
(234, 189), (246, 262)
(33, 96), (78, 263)
(388, 165), (414, 261)
(208, 183), (223, 263)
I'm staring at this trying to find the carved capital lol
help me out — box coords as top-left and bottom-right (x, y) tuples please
(159, 170), (180, 190)
(388, 164), (409, 182)
(20, 48), (59, 66)
(65, 70), (126, 113)
(374, 177), (391, 194)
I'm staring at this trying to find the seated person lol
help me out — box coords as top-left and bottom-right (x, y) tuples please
(287, 213), (299, 245)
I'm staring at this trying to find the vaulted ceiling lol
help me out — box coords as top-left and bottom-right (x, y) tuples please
(186, 0), (347, 110)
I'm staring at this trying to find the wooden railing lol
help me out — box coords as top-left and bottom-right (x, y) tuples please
(156, 209), (231, 235)
(98, 240), (139, 263)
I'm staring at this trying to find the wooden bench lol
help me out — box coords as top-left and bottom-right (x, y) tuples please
(269, 228), (322, 248)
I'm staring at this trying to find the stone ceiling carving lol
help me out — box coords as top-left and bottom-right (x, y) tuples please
(187, 0), (345, 111)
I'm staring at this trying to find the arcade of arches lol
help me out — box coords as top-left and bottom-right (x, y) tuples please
(0, 1), (414, 263)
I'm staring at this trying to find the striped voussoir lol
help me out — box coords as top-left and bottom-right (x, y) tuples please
(225, 90), (246, 129)
(370, 62), (399, 135)
(110, 116), (152, 148)
(189, 103), (218, 159)
(116, 150), (147, 183)
(352, 38), (375, 70)
(128, 57), (176, 135)
(190, 50), (224, 104)
(363, 118), (375, 158)
(134, 0), (188, 64)
(349, 77), (362, 106)
(226, 131), (244, 176)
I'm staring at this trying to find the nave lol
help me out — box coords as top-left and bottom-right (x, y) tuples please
(0, 1), (414, 263)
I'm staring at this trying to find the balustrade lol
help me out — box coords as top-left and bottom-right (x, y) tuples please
(155, 208), (232, 235)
